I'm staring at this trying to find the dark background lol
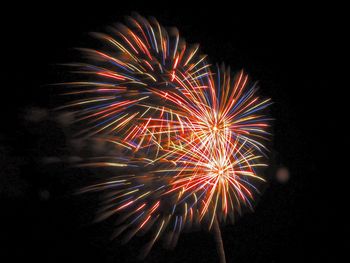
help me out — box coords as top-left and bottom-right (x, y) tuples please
(1, 2), (341, 263)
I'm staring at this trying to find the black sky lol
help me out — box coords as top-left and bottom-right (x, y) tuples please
(1, 2), (340, 263)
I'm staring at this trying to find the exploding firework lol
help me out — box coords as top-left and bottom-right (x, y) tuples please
(61, 14), (272, 256)
(60, 14), (209, 155)
(78, 133), (266, 254)
(61, 14), (271, 156)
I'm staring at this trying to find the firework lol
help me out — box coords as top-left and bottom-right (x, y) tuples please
(61, 14), (271, 156)
(60, 14), (209, 155)
(62, 14), (272, 255)
(78, 133), (266, 253)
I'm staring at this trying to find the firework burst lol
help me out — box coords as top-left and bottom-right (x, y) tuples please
(78, 133), (266, 254)
(61, 14), (272, 255)
(60, 13), (209, 155)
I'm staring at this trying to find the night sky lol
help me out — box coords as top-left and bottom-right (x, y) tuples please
(1, 3), (339, 263)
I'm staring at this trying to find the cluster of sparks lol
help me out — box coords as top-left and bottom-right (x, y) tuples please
(62, 14), (272, 251)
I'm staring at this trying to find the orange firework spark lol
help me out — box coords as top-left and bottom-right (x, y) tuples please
(62, 14), (272, 253)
